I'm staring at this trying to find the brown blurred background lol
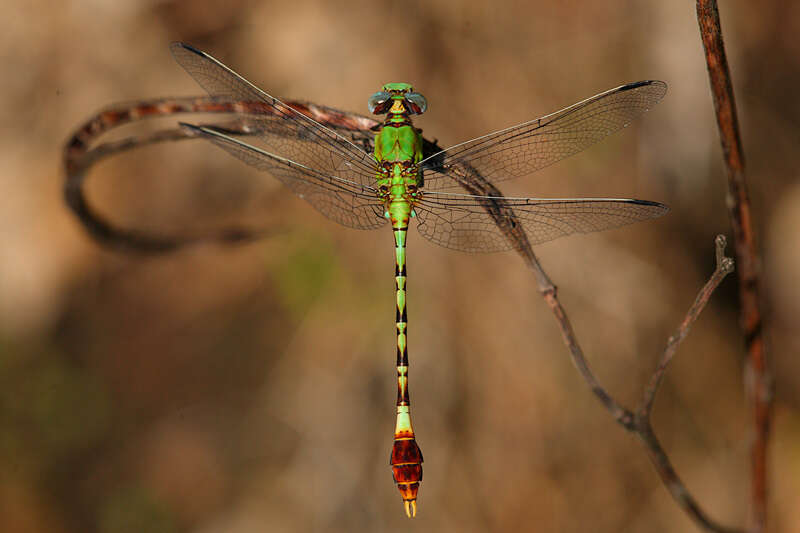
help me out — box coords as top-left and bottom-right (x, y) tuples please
(1, 1), (799, 531)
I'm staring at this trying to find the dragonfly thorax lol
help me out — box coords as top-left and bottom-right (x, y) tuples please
(372, 97), (424, 225)
(376, 162), (421, 197)
(375, 161), (421, 225)
(374, 122), (423, 165)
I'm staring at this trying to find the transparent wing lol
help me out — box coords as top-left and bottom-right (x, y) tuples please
(414, 190), (668, 253)
(419, 81), (667, 191)
(181, 123), (387, 230)
(170, 42), (379, 188)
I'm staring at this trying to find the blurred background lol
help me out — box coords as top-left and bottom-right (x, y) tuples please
(1, 1), (799, 531)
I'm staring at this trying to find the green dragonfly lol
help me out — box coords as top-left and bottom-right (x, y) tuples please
(166, 42), (668, 517)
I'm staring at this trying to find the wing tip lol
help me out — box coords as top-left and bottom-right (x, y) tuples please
(620, 80), (668, 101)
(169, 41), (204, 59)
(621, 80), (667, 90)
(177, 121), (205, 136)
(630, 198), (670, 216)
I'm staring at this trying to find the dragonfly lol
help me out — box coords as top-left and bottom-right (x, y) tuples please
(74, 42), (669, 517)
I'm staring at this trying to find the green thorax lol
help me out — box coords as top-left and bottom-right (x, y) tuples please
(372, 83), (425, 228)
(375, 123), (423, 164)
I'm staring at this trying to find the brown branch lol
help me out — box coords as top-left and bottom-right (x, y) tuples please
(639, 235), (735, 416)
(62, 96), (382, 252)
(696, 3), (772, 532)
(63, 99), (277, 252)
(525, 236), (738, 532)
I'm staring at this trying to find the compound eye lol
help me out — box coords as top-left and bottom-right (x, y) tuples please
(404, 92), (428, 115)
(368, 91), (392, 114)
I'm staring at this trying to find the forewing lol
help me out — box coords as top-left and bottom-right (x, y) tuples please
(170, 42), (378, 188)
(414, 191), (668, 253)
(182, 124), (387, 230)
(419, 81), (667, 191)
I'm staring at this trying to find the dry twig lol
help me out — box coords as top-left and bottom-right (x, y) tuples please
(521, 235), (738, 533)
(62, 96), (377, 252)
(696, 2), (772, 532)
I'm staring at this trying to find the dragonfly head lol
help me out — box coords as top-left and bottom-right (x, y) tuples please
(368, 83), (427, 116)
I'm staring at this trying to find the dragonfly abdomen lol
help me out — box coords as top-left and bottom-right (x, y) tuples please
(390, 226), (423, 517)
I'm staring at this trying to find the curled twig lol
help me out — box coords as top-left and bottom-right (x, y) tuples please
(62, 97), (379, 252)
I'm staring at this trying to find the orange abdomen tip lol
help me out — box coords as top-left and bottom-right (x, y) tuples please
(390, 438), (423, 517)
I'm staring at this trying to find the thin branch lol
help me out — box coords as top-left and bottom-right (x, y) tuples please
(540, 288), (635, 430)
(696, 3), (772, 532)
(639, 235), (735, 416)
(524, 236), (738, 533)
(635, 424), (740, 533)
